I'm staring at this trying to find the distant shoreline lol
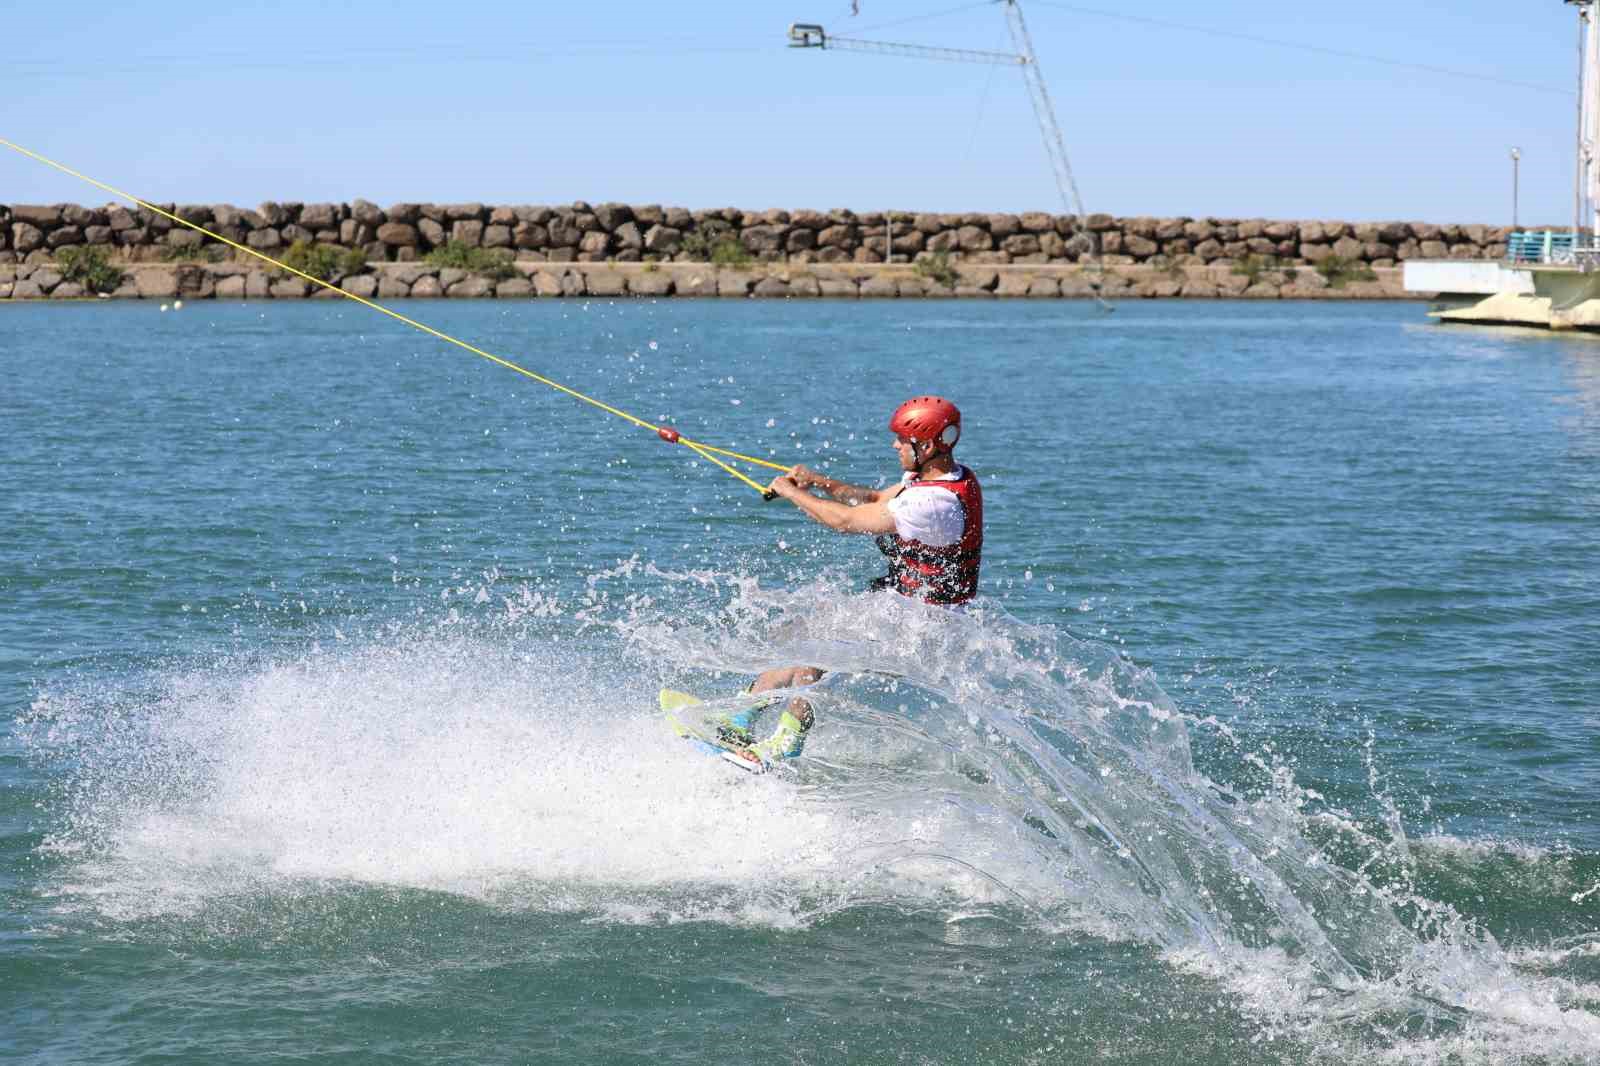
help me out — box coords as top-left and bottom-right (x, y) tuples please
(1, 199), (1489, 301)
(0, 260), (1415, 301)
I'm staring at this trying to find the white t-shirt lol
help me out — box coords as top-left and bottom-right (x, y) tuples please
(885, 467), (968, 547)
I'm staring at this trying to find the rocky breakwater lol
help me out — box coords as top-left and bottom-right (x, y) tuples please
(0, 200), (1503, 300)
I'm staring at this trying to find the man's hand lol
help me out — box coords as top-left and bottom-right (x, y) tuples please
(788, 464), (823, 490)
(767, 474), (801, 500)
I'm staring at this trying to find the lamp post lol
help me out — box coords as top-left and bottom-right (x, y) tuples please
(1511, 147), (1522, 230)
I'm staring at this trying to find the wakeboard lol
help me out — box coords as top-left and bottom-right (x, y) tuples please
(659, 688), (789, 774)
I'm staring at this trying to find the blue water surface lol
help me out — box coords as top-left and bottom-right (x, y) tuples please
(2, 298), (1598, 1064)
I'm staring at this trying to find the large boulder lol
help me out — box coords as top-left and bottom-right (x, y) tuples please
(12, 222), (44, 253)
(341, 274), (378, 298)
(548, 215), (582, 247)
(1124, 235), (1159, 258)
(376, 272), (413, 299)
(417, 218), (446, 247)
(514, 221), (549, 249)
(445, 203), (484, 221)
(1332, 235), (1365, 260)
(340, 220), (374, 246)
(1019, 212), (1054, 233)
(45, 222), (83, 248)
(642, 224), (681, 253)
(482, 224), (513, 249)
(411, 274), (444, 297)
(740, 225), (786, 255)
(956, 225), (992, 252)
(1001, 234), (1041, 257)
(593, 203), (633, 231)
(816, 224), (855, 249)
(377, 222), (418, 247)
(301, 203), (338, 229)
(451, 220), (484, 246)
(350, 199), (385, 226)
(447, 275), (496, 298)
(987, 213), (1020, 238)
(13, 205), (64, 227)
(613, 221), (644, 252)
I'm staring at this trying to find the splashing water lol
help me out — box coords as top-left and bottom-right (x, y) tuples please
(20, 570), (1600, 1060)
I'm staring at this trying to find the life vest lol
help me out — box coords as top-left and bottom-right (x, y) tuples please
(871, 467), (983, 606)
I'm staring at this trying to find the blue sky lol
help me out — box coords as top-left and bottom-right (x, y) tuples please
(2, 1), (1584, 223)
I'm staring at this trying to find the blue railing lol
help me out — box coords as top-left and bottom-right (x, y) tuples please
(1506, 230), (1577, 263)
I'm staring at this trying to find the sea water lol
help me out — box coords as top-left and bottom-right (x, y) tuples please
(2, 298), (1597, 1063)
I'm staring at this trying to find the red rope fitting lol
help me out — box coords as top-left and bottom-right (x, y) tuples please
(657, 426), (681, 444)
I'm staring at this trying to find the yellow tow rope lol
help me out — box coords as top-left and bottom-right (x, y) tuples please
(0, 137), (790, 496)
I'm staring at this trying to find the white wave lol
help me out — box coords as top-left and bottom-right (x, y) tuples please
(21, 572), (1600, 1062)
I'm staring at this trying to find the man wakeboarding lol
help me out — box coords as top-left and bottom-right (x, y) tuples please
(752, 395), (984, 738)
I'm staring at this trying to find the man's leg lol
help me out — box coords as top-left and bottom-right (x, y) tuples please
(750, 665), (821, 731)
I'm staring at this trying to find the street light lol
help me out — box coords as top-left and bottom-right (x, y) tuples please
(1511, 147), (1522, 230)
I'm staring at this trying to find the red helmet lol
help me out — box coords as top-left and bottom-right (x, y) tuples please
(889, 396), (961, 451)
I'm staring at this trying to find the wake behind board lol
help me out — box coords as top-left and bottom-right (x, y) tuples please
(660, 688), (805, 774)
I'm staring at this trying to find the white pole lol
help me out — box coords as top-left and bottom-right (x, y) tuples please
(1513, 148), (1522, 230)
(1578, 5), (1585, 241)
(1586, 5), (1600, 240)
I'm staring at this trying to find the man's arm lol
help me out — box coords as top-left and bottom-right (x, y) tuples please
(768, 476), (899, 534)
(789, 464), (890, 506)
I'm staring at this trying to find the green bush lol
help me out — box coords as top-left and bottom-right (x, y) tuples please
(1230, 253), (1280, 286)
(279, 240), (367, 282)
(1315, 255), (1377, 288)
(55, 245), (124, 294)
(423, 239), (515, 280)
(709, 237), (753, 267)
(160, 242), (223, 263)
(680, 225), (752, 267)
(914, 250), (958, 288)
